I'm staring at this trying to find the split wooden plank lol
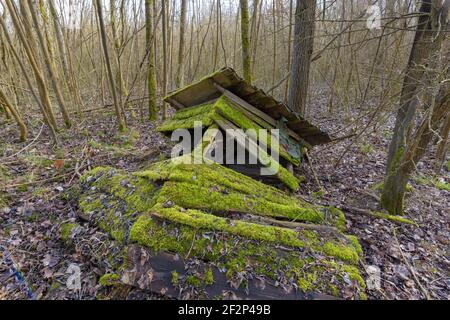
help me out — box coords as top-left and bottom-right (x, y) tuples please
(166, 97), (186, 110)
(123, 244), (332, 300)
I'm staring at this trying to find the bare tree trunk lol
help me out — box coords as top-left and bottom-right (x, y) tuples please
(0, 12), (58, 142)
(381, 0), (449, 214)
(284, 0), (293, 102)
(48, 0), (84, 113)
(240, 0), (252, 83)
(288, 0), (316, 116)
(5, 0), (58, 130)
(162, 0), (168, 120)
(145, 0), (158, 121)
(110, 0), (127, 99)
(0, 87), (28, 141)
(382, 64), (449, 215)
(95, 0), (126, 131)
(271, 0), (277, 88)
(27, 0), (72, 128)
(176, 0), (188, 87)
(435, 113), (450, 173)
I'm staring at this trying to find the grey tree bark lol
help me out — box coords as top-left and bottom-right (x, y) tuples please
(381, 0), (449, 214)
(288, 0), (317, 116)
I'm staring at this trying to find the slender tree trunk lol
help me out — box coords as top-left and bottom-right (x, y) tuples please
(0, 12), (58, 142)
(48, 0), (84, 113)
(95, 0), (126, 131)
(288, 0), (316, 116)
(162, 0), (168, 120)
(272, 0), (277, 88)
(110, 0), (127, 99)
(435, 113), (450, 173)
(250, 0), (259, 56)
(284, 0), (294, 102)
(176, 0), (188, 87)
(240, 0), (252, 83)
(5, 0), (58, 130)
(27, 1), (72, 128)
(145, 0), (158, 121)
(0, 87), (28, 141)
(381, 0), (449, 214)
(382, 65), (450, 215)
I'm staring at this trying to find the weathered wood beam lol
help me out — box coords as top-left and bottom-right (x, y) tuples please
(123, 244), (332, 300)
(166, 97), (186, 109)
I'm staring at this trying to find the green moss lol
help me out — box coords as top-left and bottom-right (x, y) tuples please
(60, 223), (79, 242)
(359, 143), (374, 154)
(130, 205), (359, 264)
(157, 111), (215, 132)
(297, 272), (318, 292)
(434, 180), (450, 191)
(171, 101), (217, 120)
(99, 273), (120, 287)
(128, 211), (363, 293)
(186, 275), (202, 287)
(171, 271), (180, 286)
(346, 235), (363, 257)
(415, 176), (450, 191)
(136, 161), (324, 224)
(372, 181), (413, 193)
(213, 96), (300, 166)
(325, 207), (347, 231)
(79, 167), (158, 242)
(371, 211), (417, 226)
(322, 242), (359, 265)
(204, 269), (214, 286)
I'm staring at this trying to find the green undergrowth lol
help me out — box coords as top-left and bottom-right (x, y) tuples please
(77, 160), (366, 298)
(99, 273), (121, 287)
(414, 176), (450, 192)
(60, 222), (80, 243)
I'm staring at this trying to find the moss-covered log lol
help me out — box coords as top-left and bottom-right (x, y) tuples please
(76, 161), (366, 299)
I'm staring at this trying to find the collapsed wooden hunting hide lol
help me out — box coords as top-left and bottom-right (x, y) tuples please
(69, 70), (366, 300)
(159, 68), (331, 190)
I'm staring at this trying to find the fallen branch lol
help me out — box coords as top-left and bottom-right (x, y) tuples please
(340, 205), (418, 226)
(393, 227), (430, 300)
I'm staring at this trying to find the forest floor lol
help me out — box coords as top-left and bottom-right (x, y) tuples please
(0, 89), (448, 300)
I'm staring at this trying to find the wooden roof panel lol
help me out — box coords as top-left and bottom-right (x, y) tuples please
(164, 67), (331, 146)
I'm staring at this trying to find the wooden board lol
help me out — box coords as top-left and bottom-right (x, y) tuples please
(122, 244), (336, 300)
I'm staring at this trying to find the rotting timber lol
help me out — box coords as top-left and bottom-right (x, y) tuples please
(158, 67), (332, 190)
(71, 158), (366, 300)
(69, 69), (366, 299)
